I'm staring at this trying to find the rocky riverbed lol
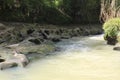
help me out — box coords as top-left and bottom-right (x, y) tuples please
(0, 23), (103, 69)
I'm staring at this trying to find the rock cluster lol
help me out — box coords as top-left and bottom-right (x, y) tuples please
(0, 24), (102, 45)
(0, 23), (102, 70)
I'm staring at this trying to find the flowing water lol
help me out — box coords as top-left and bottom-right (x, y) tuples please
(0, 35), (120, 80)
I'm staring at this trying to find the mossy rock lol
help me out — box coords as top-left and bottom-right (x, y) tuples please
(16, 44), (56, 61)
(103, 18), (120, 45)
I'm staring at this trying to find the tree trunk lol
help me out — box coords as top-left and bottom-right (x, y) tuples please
(100, 0), (120, 22)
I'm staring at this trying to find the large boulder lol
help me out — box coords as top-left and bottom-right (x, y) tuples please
(0, 61), (18, 70)
(12, 51), (29, 67)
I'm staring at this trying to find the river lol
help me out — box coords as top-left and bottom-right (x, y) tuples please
(0, 34), (120, 80)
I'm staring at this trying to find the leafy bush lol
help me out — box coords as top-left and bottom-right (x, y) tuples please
(103, 18), (120, 45)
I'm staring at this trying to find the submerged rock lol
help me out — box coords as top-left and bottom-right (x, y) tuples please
(113, 47), (120, 51)
(0, 59), (5, 63)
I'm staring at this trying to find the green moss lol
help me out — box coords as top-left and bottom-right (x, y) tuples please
(103, 18), (120, 40)
(19, 44), (55, 54)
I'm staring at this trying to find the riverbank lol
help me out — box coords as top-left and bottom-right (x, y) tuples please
(0, 23), (103, 69)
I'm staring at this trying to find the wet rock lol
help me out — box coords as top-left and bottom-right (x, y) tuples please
(0, 61), (18, 70)
(29, 38), (41, 44)
(0, 40), (5, 44)
(82, 30), (90, 36)
(0, 59), (5, 63)
(47, 34), (61, 42)
(17, 44), (56, 61)
(30, 31), (41, 37)
(12, 51), (29, 67)
(0, 23), (5, 27)
(61, 33), (71, 39)
(44, 30), (50, 35)
(106, 36), (117, 45)
(41, 32), (48, 39)
(61, 36), (70, 39)
(73, 28), (81, 36)
(27, 29), (35, 35)
(5, 44), (19, 49)
(53, 30), (60, 35)
(55, 47), (61, 51)
(59, 29), (63, 33)
(51, 38), (61, 42)
(113, 47), (120, 51)
(25, 52), (45, 61)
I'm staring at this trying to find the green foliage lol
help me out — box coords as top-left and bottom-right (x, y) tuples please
(44, 0), (63, 8)
(0, 0), (100, 24)
(117, 32), (120, 42)
(69, 0), (100, 23)
(103, 18), (120, 40)
(44, 7), (72, 24)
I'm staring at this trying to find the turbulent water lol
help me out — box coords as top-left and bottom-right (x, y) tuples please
(0, 35), (120, 80)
